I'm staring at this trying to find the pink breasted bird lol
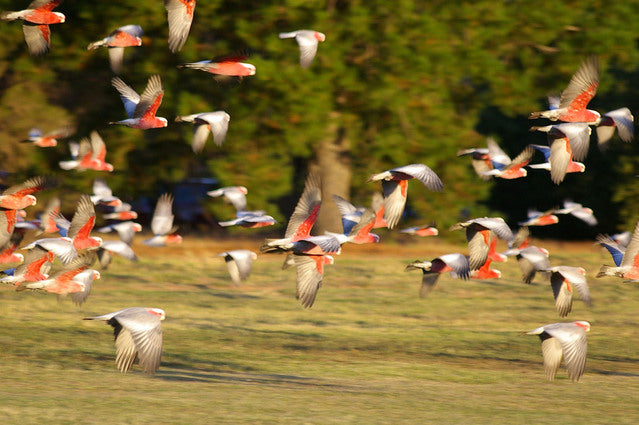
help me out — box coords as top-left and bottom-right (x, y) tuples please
(1, 0), (65, 56)
(554, 200), (597, 226)
(450, 217), (514, 271)
(278, 30), (325, 69)
(20, 125), (74, 147)
(596, 107), (634, 149)
(529, 56), (600, 124)
(175, 111), (230, 153)
(519, 208), (559, 227)
(405, 253), (470, 298)
(164, 0), (195, 52)
(481, 144), (535, 180)
(367, 163), (443, 229)
(87, 25), (143, 75)
(597, 220), (639, 281)
(0, 176), (52, 210)
(399, 225), (438, 237)
(260, 170), (322, 252)
(110, 75), (168, 129)
(96, 240), (138, 269)
(143, 193), (182, 247)
(218, 211), (277, 228)
(292, 254), (333, 308)
(217, 249), (258, 286)
(178, 52), (256, 82)
(17, 254), (94, 295)
(84, 307), (165, 374)
(528, 144), (585, 184)
(523, 321), (590, 382)
(207, 186), (248, 213)
(545, 266), (591, 318)
(529, 122), (590, 184)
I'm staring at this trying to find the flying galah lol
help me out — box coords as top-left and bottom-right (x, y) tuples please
(175, 111), (230, 153)
(164, 0), (195, 52)
(529, 56), (600, 123)
(84, 307), (165, 374)
(87, 25), (144, 74)
(523, 321), (590, 382)
(367, 163), (443, 229)
(1, 0), (65, 55)
(110, 75), (168, 129)
(278, 30), (325, 68)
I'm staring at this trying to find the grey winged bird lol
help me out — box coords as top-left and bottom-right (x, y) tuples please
(84, 307), (165, 374)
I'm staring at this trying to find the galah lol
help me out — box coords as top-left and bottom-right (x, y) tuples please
(164, 0), (195, 52)
(450, 217), (514, 270)
(278, 30), (325, 68)
(217, 249), (257, 286)
(175, 111), (230, 153)
(0, 176), (52, 210)
(529, 123), (591, 184)
(404, 253), (470, 298)
(207, 186), (247, 213)
(178, 52), (256, 82)
(545, 266), (591, 317)
(20, 125), (74, 147)
(1, 0), (65, 55)
(529, 56), (600, 123)
(554, 200), (597, 226)
(87, 25), (143, 74)
(523, 321), (590, 382)
(110, 75), (168, 129)
(84, 307), (165, 374)
(596, 107), (634, 149)
(367, 163), (443, 229)
(143, 193), (182, 247)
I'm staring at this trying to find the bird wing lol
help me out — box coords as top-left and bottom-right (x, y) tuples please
(540, 334), (563, 381)
(485, 137), (511, 169)
(22, 23), (50, 56)
(559, 56), (599, 112)
(621, 221), (639, 268)
(107, 47), (125, 74)
(111, 77), (140, 118)
(466, 227), (491, 271)
(294, 255), (325, 308)
(596, 234), (625, 267)
(133, 75), (163, 119)
(381, 180), (405, 230)
(419, 271), (440, 298)
(68, 195), (96, 240)
(151, 193), (175, 236)
(390, 164), (444, 191)
(115, 308), (163, 374)
(550, 273), (573, 317)
(296, 33), (319, 69)
(164, 0), (195, 52)
(191, 122), (211, 153)
(548, 138), (571, 184)
(605, 107), (634, 143)
(545, 324), (588, 382)
(3, 175), (51, 197)
(285, 170), (322, 239)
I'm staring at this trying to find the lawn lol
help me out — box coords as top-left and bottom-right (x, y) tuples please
(1, 235), (639, 424)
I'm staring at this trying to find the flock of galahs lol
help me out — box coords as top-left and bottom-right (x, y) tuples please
(1, 1), (636, 383)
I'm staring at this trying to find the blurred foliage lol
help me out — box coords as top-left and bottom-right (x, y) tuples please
(0, 0), (638, 238)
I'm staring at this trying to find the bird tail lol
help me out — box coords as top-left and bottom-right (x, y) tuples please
(597, 265), (620, 278)
(260, 239), (289, 253)
(0, 11), (22, 21)
(87, 39), (107, 50)
(177, 62), (208, 70)
(278, 32), (297, 39)
(405, 261), (428, 272)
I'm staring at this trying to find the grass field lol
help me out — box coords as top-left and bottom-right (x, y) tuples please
(2, 235), (639, 424)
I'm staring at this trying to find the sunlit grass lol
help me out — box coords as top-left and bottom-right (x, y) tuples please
(2, 236), (639, 424)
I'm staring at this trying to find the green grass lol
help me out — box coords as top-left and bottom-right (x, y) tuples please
(2, 237), (639, 424)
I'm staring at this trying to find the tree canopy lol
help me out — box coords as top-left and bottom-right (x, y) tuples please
(0, 0), (637, 237)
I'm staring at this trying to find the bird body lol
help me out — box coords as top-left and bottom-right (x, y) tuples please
(524, 321), (590, 381)
(278, 30), (325, 68)
(84, 307), (164, 374)
(529, 57), (600, 124)
(405, 253), (470, 298)
(1, 0), (65, 55)
(110, 75), (168, 129)
(367, 163), (443, 229)
(176, 111), (230, 153)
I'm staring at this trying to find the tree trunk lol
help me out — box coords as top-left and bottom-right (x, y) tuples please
(313, 112), (352, 234)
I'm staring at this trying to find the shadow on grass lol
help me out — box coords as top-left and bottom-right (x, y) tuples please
(156, 366), (362, 391)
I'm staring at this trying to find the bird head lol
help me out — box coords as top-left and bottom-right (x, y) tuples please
(148, 308), (166, 321)
(315, 32), (326, 42)
(574, 321), (591, 332)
